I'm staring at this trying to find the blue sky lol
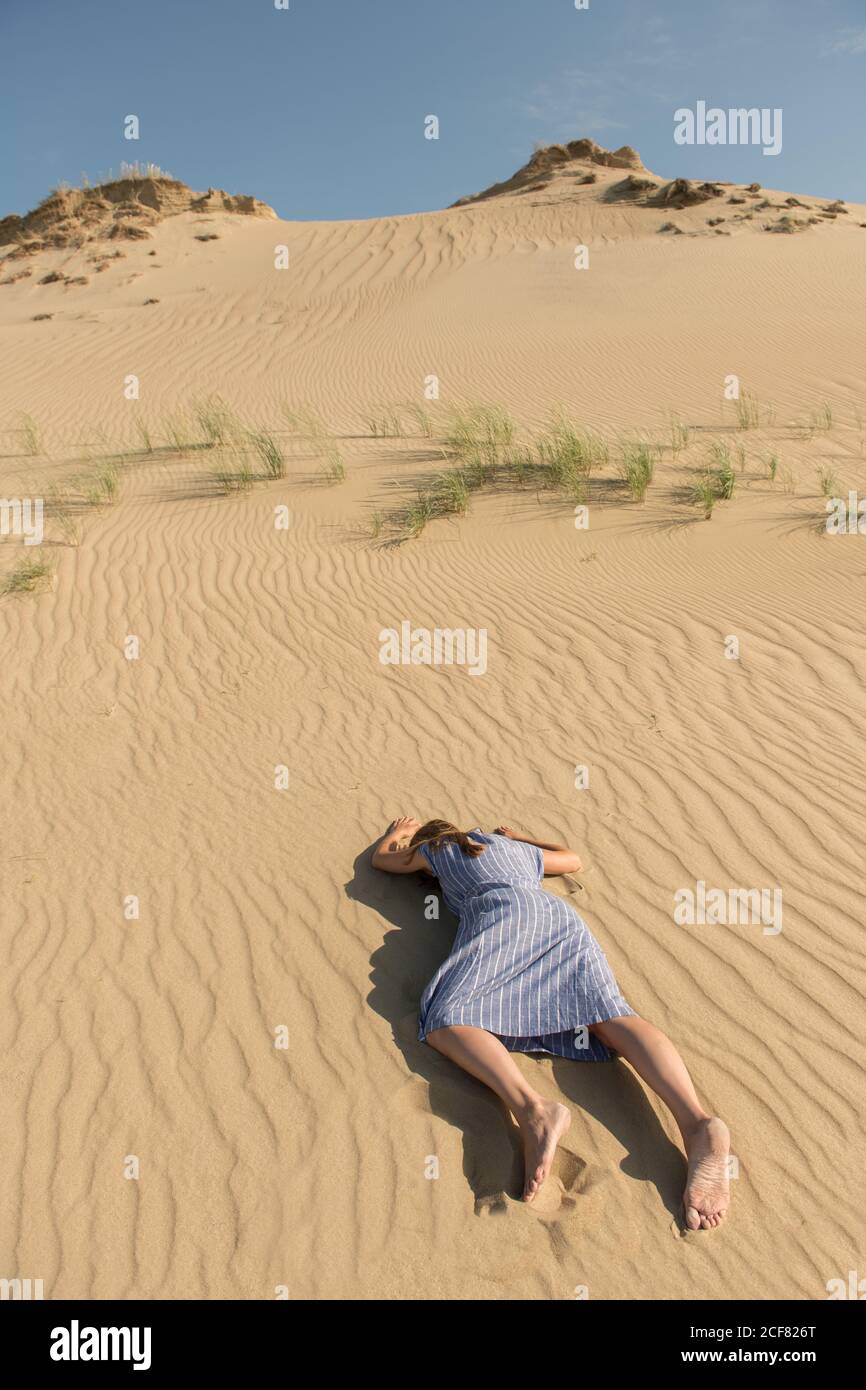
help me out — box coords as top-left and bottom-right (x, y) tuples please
(2, 0), (864, 220)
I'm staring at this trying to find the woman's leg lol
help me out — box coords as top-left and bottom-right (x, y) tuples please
(589, 1015), (730, 1230)
(426, 1025), (571, 1202)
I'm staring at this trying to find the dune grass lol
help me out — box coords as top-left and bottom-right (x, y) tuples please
(817, 465), (838, 497)
(618, 438), (656, 501)
(247, 430), (285, 479)
(193, 395), (241, 449)
(281, 402), (345, 479)
(691, 476), (717, 520)
(436, 469), (470, 515)
(536, 415), (607, 502)
(95, 461), (121, 502)
(404, 403), (435, 438)
(46, 487), (82, 546)
(18, 412), (42, 457)
(162, 410), (197, 452)
(134, 418), (154, 454)
(504, 444), (534, 487)
(735, 393), (761, 430)
(10, 390), (843, 558)
(690, 442), (737, 517)
(715, 455), (736, 498)
(215, 460), (255, 494)
(669, 414), (690, 455)
(401, 454), (493, 538)
(445, 404), (515, 460)
(365, 408), (404, 438)
(405, 491), (437, 538)
(320, 444), (345, 482)
(74, 459), (121, 506)
(282, 403), (328, 438)
(2, 556), (53, 594)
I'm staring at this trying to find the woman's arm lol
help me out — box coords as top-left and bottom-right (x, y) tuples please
(493, 825), (582, 875)
(371, 817), (432, 875)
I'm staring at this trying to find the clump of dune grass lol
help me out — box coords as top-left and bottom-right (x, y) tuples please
(400, 462), (477, 539)
(764, 452), (779, 481)
(735, 443), (747, 473)
(690, 476), (717, 520)
(247, 429), (285, 479)
(715, 455), (736, 498)
(96, 461), (120, 502)
(436, 469), (470, 515)
(117, 161), (174, 182)
(405, 491), (437, 538)
(162, 410), (196, 452)
(404, 403), (435, 438)
(215, 463), (255, 494)
(47, 487), (82, 545)
(735, 393), (761, 430)
(193, 394), (239, 448)
(459, 444), (498, 490)
(18, 412), (42, 456)
(320, 444), (345, 482)
(365, 408), (404, 438)
(78, 460), (121, 506)
(669, 414), (690, 455)
(280, 403), (345, 480)
(446, 404), (515, 461)
(817, 465), (838, 497)
(282, 402), (328, 439)
(618, 438), (656, 502)
(815, 402), (833, 432)
(504, 444), (535, 487)
(537, 415), (606, 501)
(436, 404), (517, 504)
(708, 440), (732, 468)
(369, 511), (384, 539)
(134, 418), (154, 454)
(781, 466), (796, 494)
(2, 556), (53, 595)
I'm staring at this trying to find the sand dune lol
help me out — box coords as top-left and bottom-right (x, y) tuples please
(1, 143), (865, 1299)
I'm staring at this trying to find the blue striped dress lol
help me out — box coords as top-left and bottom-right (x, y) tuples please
(417, 830), (635, 1062)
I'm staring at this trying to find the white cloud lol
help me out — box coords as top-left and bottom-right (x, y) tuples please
(825, 28), (866, 55)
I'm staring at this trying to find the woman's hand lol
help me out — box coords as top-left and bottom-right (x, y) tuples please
(387, 816), (421, 841)
(372, 817), (430, 875)
(494, 825), (517, 839)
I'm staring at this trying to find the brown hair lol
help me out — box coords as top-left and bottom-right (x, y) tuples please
(406, 819), (486, 865)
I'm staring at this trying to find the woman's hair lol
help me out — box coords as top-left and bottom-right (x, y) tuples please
(407, 819), (486, 865)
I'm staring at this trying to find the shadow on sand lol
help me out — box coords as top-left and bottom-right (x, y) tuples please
(347, 841), (686, 1220)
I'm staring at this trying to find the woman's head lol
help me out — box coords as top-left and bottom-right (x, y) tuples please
(408, 820), (486, 859)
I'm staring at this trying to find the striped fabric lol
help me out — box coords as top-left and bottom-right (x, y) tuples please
(418, 830), (635, 1062)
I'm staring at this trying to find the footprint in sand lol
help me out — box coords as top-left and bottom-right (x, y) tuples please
(475, 1148), (607, 1218)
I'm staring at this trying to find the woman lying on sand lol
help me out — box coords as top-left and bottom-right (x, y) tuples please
(373, 818), (730, 1230)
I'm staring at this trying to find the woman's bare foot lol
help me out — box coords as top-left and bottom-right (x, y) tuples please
(519, 1099), (571, 1202)
(683, 1116), (730, 1230)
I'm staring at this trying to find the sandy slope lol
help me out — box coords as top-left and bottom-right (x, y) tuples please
(1, 151), (865, 1300)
